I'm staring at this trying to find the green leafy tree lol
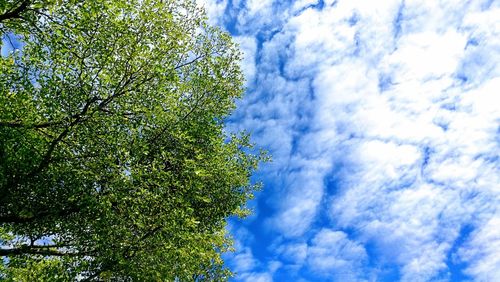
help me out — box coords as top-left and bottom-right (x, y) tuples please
(0, 0), (265, 280)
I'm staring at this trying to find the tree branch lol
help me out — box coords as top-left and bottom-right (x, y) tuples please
(28, 96), (99, 177)
(0, 246), (82, 257)
(0, 119), (65, 129)
(0, 0), (30, 23)
(0, 205), (81, 224)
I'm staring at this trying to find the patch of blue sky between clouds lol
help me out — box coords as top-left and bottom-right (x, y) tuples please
(198, 0), (500, 281)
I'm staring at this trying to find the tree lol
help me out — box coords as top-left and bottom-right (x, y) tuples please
(0, 0), (264, 280)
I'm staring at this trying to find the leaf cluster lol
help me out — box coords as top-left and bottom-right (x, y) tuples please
(0, 0), (265, 280)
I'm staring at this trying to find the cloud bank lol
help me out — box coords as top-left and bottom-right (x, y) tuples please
(199, 0), (500, 280)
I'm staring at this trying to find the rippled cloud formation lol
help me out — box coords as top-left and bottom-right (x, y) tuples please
(199, 0), (500, 281)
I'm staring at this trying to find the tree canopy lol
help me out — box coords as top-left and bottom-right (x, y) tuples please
(0, 0), (264, 280)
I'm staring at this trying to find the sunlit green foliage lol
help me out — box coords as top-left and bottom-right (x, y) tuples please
(0, 0), (264, 280)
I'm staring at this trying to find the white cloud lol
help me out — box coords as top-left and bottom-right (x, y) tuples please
(386, 31), (466, 80)
(233, 36), (258, 86)
(240, 272), (273, 282)
(269, 164), (329, 237)
(238, 260), (281, 282)
(245, 0), (273, 16)
(196, 0), (228, 25)
(307, 229), (367, 281)
(319, 3), (500, 280)
(205, 0), (500, 280)
(291, 0), (318, 14)
(235, 0), (279, 35)
(277, 242), (308, 265)
(459, 216), (500, 281)
(233, 251), (281, 282)
(232, 247), (257, 273)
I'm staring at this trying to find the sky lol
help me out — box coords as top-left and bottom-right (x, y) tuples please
(196, 0), (500, 281)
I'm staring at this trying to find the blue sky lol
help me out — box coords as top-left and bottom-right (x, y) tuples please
(198, 0), (500, 281)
